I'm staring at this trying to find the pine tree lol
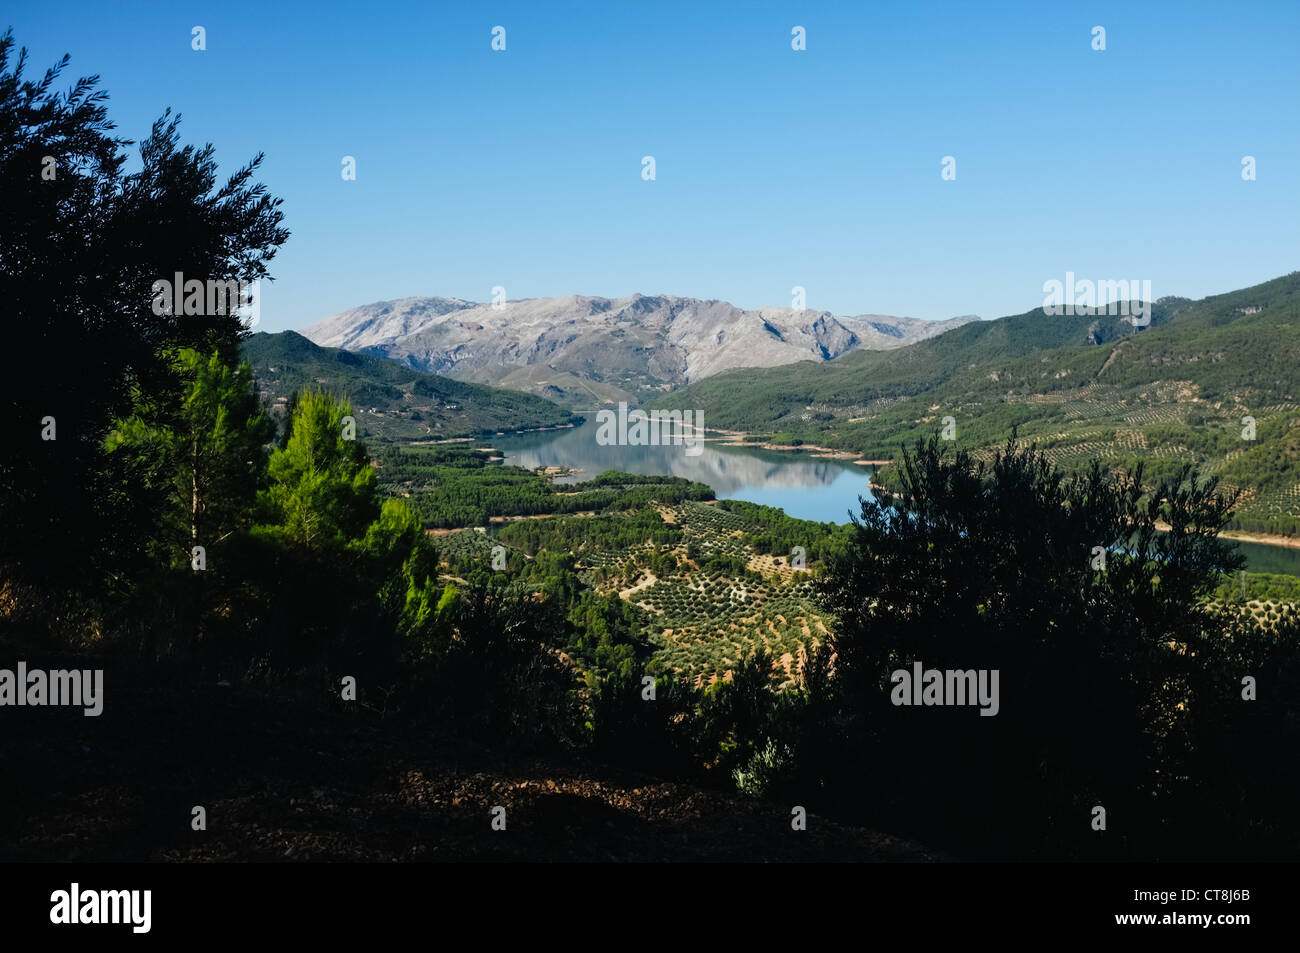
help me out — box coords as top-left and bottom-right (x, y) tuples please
(0, 29), (288, 614)
(105, 348), (273, 570)
(258, 390), (377, 548)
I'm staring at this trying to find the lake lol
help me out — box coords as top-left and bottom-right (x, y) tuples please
(481, 417), (1300, 576)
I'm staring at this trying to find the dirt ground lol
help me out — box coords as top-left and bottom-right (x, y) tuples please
(0, 673), (937, 863)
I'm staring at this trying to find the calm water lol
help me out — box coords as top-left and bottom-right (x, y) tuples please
(481, 416), (875, 524)
(1231, 539), (1300, 576)
(480, 417), (1300, 575)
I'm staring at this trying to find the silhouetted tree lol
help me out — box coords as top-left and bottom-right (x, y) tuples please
(817, 435), (1245, 858)
(0, 30), (288, 635)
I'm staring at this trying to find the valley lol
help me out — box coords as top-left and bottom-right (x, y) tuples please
(294, 273), (1300, 541)
(263, 271), (1300, 688)
(10, 4), (1300, 878)
(654, 272), (1300, 538)
(375, 437), (1300, 690)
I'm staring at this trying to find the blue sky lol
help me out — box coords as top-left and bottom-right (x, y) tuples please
(8, 1), (1299, 331)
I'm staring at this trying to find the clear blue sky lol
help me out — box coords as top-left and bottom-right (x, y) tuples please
(8, 1), (1299, 331)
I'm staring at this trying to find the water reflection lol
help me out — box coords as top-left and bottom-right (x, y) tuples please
(481, 417), (1300, 572)
(482, 417), (874, 523)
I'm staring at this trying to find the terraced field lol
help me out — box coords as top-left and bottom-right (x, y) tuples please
(1235, 483), (1300, 522)
(571, 500), (834, 683)
(939, 388), (1297, 531)
(432, 528), (501, 561)
(1210, 600), (1300, 634)
(646, 581), (829, 686)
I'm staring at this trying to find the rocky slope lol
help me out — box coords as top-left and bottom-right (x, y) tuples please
(302, 294), (975, 406)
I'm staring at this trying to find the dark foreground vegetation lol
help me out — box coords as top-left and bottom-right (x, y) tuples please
(2, 32), (1297, 862)
(0, 670), (937, 863)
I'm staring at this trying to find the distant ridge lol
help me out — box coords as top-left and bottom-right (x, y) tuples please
(301, 294), (976, 406)
(650, 272), (1300, 535)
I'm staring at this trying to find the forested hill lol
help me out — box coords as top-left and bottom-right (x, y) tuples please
(242, 331), (582, 441)
(653, 272), (1300, 535)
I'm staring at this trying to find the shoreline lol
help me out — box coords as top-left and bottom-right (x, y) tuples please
(408, 419), (581, 446)
(419, 420), (1298, 554)
(1214, 529), (1300, 551)
(1149, 522), (1300, 551)
(711, 429), (1298, 551)
(705, 427), (890, 465)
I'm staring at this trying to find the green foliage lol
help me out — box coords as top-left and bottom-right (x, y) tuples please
(106, 349), (274, 566)
(732, 738), (796, 799)
(565, 589), (646, 677)
(257, 390), (378, 548)
(0, 31), (288, 612)
(380, 445), (713, 529)
(701, 648), (779, 774)
(718, 499), (853, 563)
(1211, 571), (1300, 604)
(242, 331), (580, 442)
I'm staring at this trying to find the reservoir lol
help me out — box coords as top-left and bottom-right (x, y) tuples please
(482, 417), (1300, 576)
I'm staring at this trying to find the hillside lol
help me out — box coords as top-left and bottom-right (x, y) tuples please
(653, 273), (1300, 534)
(241, 331), (581, 442)
(301, 293), (975, 405)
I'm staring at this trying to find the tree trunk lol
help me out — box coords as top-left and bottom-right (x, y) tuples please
(191, 440), (199, 542)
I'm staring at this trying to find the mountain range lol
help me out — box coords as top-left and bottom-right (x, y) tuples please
(301, 293), (976, 406)
(283, 274), (1299, 534)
